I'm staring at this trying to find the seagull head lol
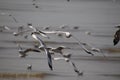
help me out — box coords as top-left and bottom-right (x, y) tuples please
(13, 32), (19, 36)
(65, 32), (72, 38)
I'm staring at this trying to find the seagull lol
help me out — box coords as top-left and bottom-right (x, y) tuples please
(8, 14), (18, 23)
(113, 28), (120, 46)
(72, 35), (94, 56)
(48, 46), (70, 55)
(82, 43), (106, 57)
(28, 23), (50, 38)
(13, 23), (50, 38)
(39, 46), (71, 56)
(27, 64), (32, 70)
(0, 12), (18, 23)
(31, 32), (53, 70)
(0, 25), (11, 32)
(53, 55), (83, 76)
(17, 44), (41, 58)
(43, 30), (72, 38)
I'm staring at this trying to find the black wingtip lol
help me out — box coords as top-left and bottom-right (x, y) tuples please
(113, 38), (119, 46)
(49, 64), (53, 71)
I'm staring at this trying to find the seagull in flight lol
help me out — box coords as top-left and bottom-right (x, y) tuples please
(17, 44), (41, 58)
(0, 25), (11, 32)
(43, 30), (72, 38)
(39, 46), (71, 55)
(27, 64), (32, 70)
(72, 35), (94, 56)
(13, 23), (49, 38)
(31, 32), (53, 70)
(81, 43), (106, 57)
(53, 55), (83, 76)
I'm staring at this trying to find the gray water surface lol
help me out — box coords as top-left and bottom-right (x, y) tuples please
(0, 0), (120, 80)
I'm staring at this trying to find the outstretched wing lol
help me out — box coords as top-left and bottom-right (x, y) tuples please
(69, 61), (82, 76)
(24, 48), (41, 53)
(33, 33), (53, 70)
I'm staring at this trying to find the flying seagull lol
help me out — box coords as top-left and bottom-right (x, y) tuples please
(31, 32), (53, 70)
(0, 25), (11, 32)
(0, 12), (18, 23)
(43, 31), (94, 56)
(53, 56), (83, 76)
(27, 64), (32, 70)
(13, 23), (50, 38)
(72, 35), (94, 56)
(17, 44), (41, 58)
(81, 43), (106, 57)
(43, 30), (72, 38)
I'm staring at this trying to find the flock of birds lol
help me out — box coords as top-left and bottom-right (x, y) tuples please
(1, 23), (120, 76)
(0, 0), (120, 76)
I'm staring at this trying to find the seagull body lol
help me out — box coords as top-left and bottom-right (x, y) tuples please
(91, 47), (100, 52)
(49, 46), (70, 55)
(43, 30), (72, 38)
(39, 46), (71, 56)
(27, 64), (32, 70)
(0, 25), (11, 32)
(53, 57), (69, 62)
